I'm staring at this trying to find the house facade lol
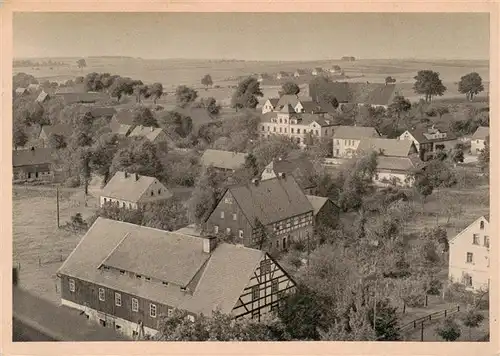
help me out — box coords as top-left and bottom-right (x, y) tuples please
(260, 154), (317, 194)
(57, 218), (297, 338)
(399, 126), (458, 160)
(100, 171), (172, 209)
(12, 147), (54, 182)
(128, 125), (170, 144)
(372, 156), (419, 187)
(470, 126), (489, 155)
(306, 195), (340, 230)
(205, 175), (314, 252)
(448, 216), (490, 291)
(261, 99), (280, 114)
(332, 126), (380, 158)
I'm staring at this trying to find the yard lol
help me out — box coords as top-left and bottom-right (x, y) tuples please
(13, 186), (99, 305)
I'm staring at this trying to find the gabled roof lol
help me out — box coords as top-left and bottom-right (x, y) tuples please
(280, 104), (296, 114)
(13, 148), (53, 167)
(112, 110), (136, 126)
(223, 175), (313, 227)
(100, 171), (170, 203)
(266, 153), (316, 190)
(88, 107), (117, 119)
(15, 87), (28, 94)
(128, 125), (165, 142)
(405, 126), (457, 144)
(36, 91), (50, 103)
(200, 149), (247, 171)
(275, 95), (301, 110)
(376, 156), (417, 172)
(57, 217), (266, 316)
(333, 125), (380, 139)
(471, 126), (489, 140)
(449, 216), (490, 244)
(306, 195), (330, 216)
(41, 123), (72, 138)
(266, 98), (280, 107)
(357, 138), (414, 157)
(55, 92), (108, 105)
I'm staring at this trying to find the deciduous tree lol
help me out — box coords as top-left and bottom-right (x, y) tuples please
(175, 85), (198, 108)
(201, 74), (213, 90)
(458, 72), (484, 101)
(437, 317), (461, 341)
(413, 70), (447, 102)
(231, 77), (263, 110)
(280, 81), (300, 96)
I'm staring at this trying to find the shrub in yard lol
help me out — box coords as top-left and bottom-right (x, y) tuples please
(404, 293), (426, 308)
(461, 310), (485, 340)
(427, 279), (443, 295)
(64, 176), (80, 188)
(437, 317), (461, 341)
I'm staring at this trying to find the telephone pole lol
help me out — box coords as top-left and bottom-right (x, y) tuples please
(56, 186), (60, 228)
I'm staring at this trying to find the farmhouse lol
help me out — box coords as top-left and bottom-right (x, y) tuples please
(259, 105), (336, 147)
(110, 110), (136, 136)
(276, 71), (290, 80)
(448, 216), (490, 291)
(372, 156), (421, 187)
(128, 125), (170, 144)
(260, 153), (317, 194)
(470, 126), (489, 155)
(200, 149), (247, 172)
(15, 87), (29, 96)
(57, 217), (297, 338)
(36, 91), (51, 104)
(55, 92), (109, 105)
(204, 175), (314, 251)
(399, 125), (458, 160)
(356, 138), (417, 158)
(100, 171), (172, 209)
(27, 83), (40, 92)
(294, 69), (307, 77)
(262, 98), (280, 114)
(12, 147), (54, 182)
(332, 126), (380, 158)
(305, 195), (340, 230)
(311, 68), (324, 76)
(39, 124), (72, 146)
(88, 107), (118, 120)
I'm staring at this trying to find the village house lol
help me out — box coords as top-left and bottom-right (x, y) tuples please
(311, 67), (324, 76)
(332, 126), (380, 158)
(356, 137), (418, 158)
(57, 217), (297, 338)
(110, 110), (136, 136)
(276, 71), (290, 80)
(261, 98), (280, 114)
(39, 124), (73, 147)
(259, 105), (337, 147)
(12, 147), (54, 182)
(128, 125), (170, 144)
(305, 195), (340, 230)
(36, 91), (51, 104)
(55, 91), (110, 106)
(204, 175), (314, 252)
(448, 216), (490, 291)
(15, 87), (29, 96)
(372, 156), (422, 187)
(99, 171), (172, 209)
(293, 69), (307, 78)
(260, 153), (317, 194)
(470, 126), (489, 155)
(200, 149), (247, 173)
(27, 83), (40, 92)
(399, 125), (458, 160)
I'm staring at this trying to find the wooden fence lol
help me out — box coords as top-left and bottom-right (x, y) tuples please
(399, 305), (461, 341)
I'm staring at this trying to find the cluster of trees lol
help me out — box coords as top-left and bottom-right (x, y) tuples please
(13, 59), (66, 68)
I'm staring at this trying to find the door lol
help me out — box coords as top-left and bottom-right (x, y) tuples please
(282, 237), (287, 250)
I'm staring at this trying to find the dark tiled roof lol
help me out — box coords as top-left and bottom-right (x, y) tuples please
(268, 98), (280, 107)
(128, 125), (166, 142)
(471, 126), (489, 140)
(200, 149), (247, 171)
(357, 138), (414, 157)
(36, 91), (50, 103)
(305, 195), (330, 216)
(57, 218), (266, 316)
(88, 107), (117, 119)
(225, 175), (313, 227)
(333, 125), (380, 139)
(406, 126), (458, 144)
(41, 124), (72, 138)
(376, 156), (417, 172)
(267, 154), (316, 190)
(101, 171), (172, 203)
(13, 148), (53, 167)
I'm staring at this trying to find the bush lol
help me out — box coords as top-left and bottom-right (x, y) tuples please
(64, 176), (80, 188)
(404, 294), (426, 308)
(427, 279), (443, 295)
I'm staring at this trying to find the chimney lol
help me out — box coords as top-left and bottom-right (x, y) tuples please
(278, 172), (286, 179)
(202, 235), (217, 254)
(134, 173), (139, 181)
(30, 146), (35, 152)
(251, 178), (260, 186)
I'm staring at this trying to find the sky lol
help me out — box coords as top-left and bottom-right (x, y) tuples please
(13, 12), (490, 61)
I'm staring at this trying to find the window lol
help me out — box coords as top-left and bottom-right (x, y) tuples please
(480, 221), (485, 230)
(291, 128), (295, 134)
(233, 213), (237, 221)
(151, 191), (154, 196)
(214, 225), (219, 234)
(122, 202), (126, 208)
(282, 237), (287, 250)
(466, 252), (473, 263)
(98, 288), (105, 301)
(99, 319), (106, 327)
(220, 211), (224, 219)
(260, 259), (271, 274)
(69, 279), (75, 292)
(463, 273), (473, 287)
(167, 308), (173, 317)
(158, 189), (161, 195)
(261, 126), (265, 131)
(162, 281), (168, 286)
(103, 198), (107, 203)
(226, 227), (231, 234)
(484, 236), (490, 248)
(279, 127), (282, 133)
(297, 129), (301, 134)
(115, 324), (122, 330)
(473, 234), (480, 245)
(315, 130), (319, 136)
(150, 303), (157, 318)
(115, 292), (122, 307)
(239, 230), (244, 238)
(145, 277), (151, 281)
(252, 286), (259, 301)
(131, 298), (139, 312)
(273, 127), (276, 132)
(271, 280), (279, 294)
(224, 196), (233, 204)
(279, 118), (282, 124)
(120, 270), (125, 275)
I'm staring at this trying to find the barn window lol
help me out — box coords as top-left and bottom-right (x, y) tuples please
(466, 252), (473, 263)
(251, 286), (259, 301)
(150, 303), (157, 318)
(484, 236), (490, 248)
(214, 225), (219, 234)
(131, 298), (139, 312)
(220, 211), (224, 219)
(69, 279), (75, 292)
(115, 292), (122, 307)
(473, 234), (480, 245)
(480, 221), (485, 230)
(233, 213), (237, 221)
(272, 280), (279, 294)
(260, 259), (271, 275)
(98, 288), (105, 301)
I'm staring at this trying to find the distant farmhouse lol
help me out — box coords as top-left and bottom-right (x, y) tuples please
(110, 110), (136, 136)
(305, 195), (340, 230)
(470, 126), (489, 155)
(39, 124), (72, 147)
(341, 56), (356, 61)
(204, 175), (314, 251)
(311, 67), (324, 76)
(294, 69), (307, 77)
(128, 125), (170, 145)
(448, 216), (490, 291)
(399, 125), (457, 160)
(332, 126), (380, 158)
(100, 171), (172, 209)
(15, 87), (29, 96)
(309, 82), (398, 109)
(12, 147), (54, 182)
(200, 149), (247, 173)
(57, 217), (297, 338)
(36, 91), (51, 104)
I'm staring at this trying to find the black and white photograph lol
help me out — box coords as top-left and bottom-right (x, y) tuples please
(9, 11), (492, 344)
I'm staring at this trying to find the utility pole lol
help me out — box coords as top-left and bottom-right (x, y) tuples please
(56, 186), (60, 228)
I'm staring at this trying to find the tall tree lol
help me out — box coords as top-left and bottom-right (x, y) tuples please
(388, 95), (411, 126)
(458, 72), (484, 101)
(280, 82), (300, 96)
(413, 70), (447, 102)
(110, 137), (163, 178)
(148, 82), (164, 105)
(48, 133), (67, 149)
(131, 106), (158, 127)
(478, 135), (490, 176)
(201, 74), (213, 90)
(231, 77), (264, 111)
(13, 123), (28, 150)
(175, 85), (198, 108)
(158, 111), (193, 138)
(76, 58), (87, 70)
(201, 97), (221, 116)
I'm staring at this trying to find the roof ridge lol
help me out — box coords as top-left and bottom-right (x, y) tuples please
(99, 231), (131, 269)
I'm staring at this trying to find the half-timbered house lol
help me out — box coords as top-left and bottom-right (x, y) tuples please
(57, 218), (296, 338)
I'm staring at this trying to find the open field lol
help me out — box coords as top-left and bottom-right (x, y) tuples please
(13, 186), (99, 304)
(14, 57), (489, 104)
